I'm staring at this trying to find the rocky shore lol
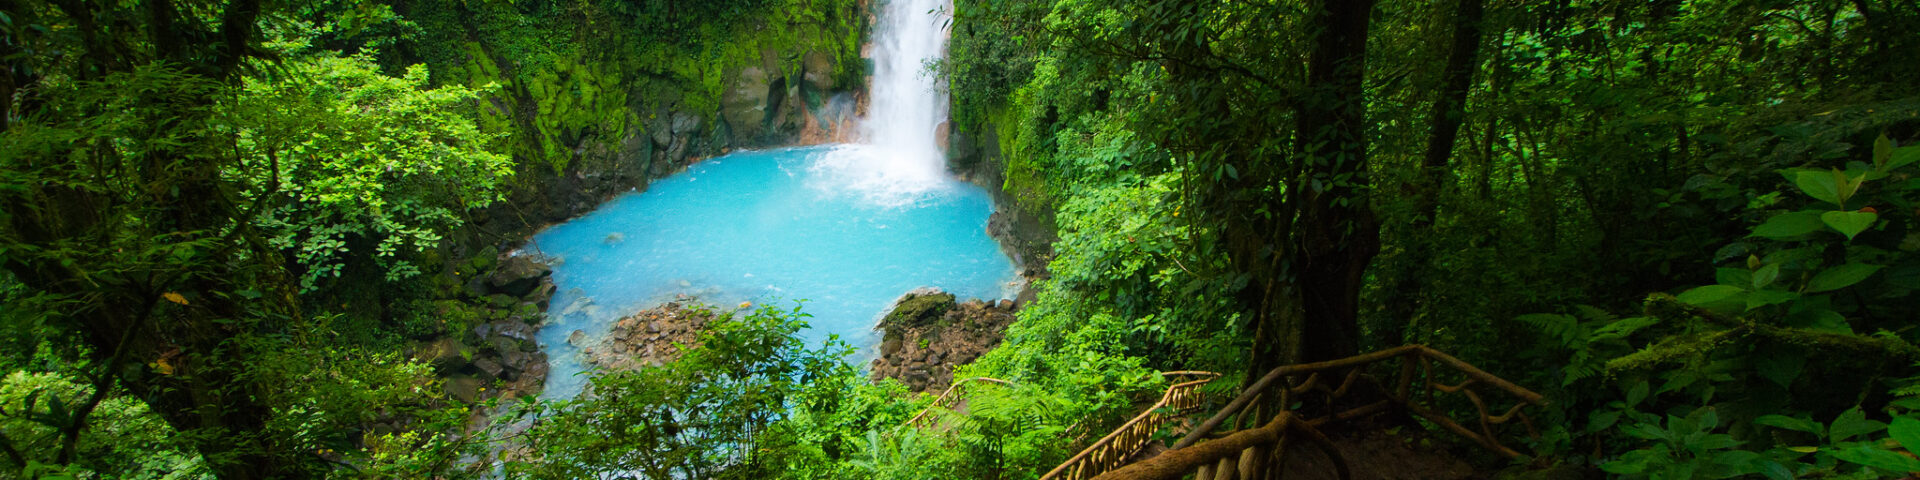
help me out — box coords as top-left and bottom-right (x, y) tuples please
(868, 288), (1021, 392)
(410, 254), (556, 407)
(575, 301), (715, 371)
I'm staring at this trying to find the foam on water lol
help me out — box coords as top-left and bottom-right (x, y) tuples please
(527, 147), (1016, 398)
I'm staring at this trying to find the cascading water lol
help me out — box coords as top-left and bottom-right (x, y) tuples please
(811, 0), (952, 206)
(526, 0), (1008, 400)
(862, 0), (951, 163)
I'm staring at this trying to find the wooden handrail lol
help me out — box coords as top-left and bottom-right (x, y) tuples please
(1087, 411), (1349, 480)
(905, 377), (1014, 428)
(1056, 345), (1543, 480)
(1173, 345), (1542, 451)
(1038, 372), (1220, 480)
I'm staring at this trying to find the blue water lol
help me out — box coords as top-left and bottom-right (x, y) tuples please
(525, 145), (1019, 398)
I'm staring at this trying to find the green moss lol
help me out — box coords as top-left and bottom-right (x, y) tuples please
(882, 292), (956, 329)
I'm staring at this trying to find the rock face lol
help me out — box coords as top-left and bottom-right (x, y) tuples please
(869, 288), (1021, 392)
(411, 253), (557, 406)
(582, 302), (714, 371)
(947, 117), (1059, 284)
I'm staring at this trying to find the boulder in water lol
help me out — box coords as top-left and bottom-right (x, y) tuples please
(489, 256), (551, 297)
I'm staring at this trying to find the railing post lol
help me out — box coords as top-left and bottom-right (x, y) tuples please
(1237, 445), (1264, 480)
(1211, 456), (1236, 480)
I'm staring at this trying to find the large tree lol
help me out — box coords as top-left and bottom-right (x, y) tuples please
(0, 0), (308, 476)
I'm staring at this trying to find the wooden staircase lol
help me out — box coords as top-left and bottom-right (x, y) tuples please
(1048, 345), (1545, 480)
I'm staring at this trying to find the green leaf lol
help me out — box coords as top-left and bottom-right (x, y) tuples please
(1757, 461), (1794, 480)
(1889, 145), (1920, 171)
(1829, 445), (1920, 473)
(1716, 268), (1753, 287)
(1786, 308), (1852, 334)
(1755, 414), (1824, 436)
(1807, 263), (1884, 292)
(1588, 410), (1623, 434)
(1821, 211), (1878, 240)
(1793, 169), (1845, 205)
(1627, 381), (1651, 407)
(1753, 263), (1781, 288)
(1890, 417), (1920, 452)
(1876, 133), (1893, 166)
(1830, 407), (1887, 442)
(1678, 285), (1747, 311)
(1746, 289), (1797, 310)
(1750, 211), (1826, 239)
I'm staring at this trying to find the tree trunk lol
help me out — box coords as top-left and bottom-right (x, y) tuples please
(1247, 0), (1378, 381)
(1381, 0), (1487, 345)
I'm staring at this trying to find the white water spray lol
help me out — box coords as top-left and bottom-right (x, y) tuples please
(811, 0), (953, 206)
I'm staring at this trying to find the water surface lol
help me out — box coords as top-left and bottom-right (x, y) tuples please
(527, 145), (1017, 398)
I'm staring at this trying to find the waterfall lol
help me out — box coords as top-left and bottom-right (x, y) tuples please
(811, 0), (953, 207)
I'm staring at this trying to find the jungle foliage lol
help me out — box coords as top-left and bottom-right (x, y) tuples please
(6, 0), (1920, 479)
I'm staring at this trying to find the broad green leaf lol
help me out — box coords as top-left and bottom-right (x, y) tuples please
(1746, 289), (1797, 310)
(1757, 461), (1794, 480)
(1787, 308), (1852, 334)
(1716, 268), (1752, 287)
(1807, 263), (1884, 292)
(1890, 145), (1920, 171)
(1678, 285), (1747, 311)
(1627, 381), (1651, 407)
(1890, 417), (1920, 452)
(1875, 133), (1892, 166)
(1821, 211), (1878, 240)
(1588, 410), (1622, 434)
(1679, 284), (1747, 303)
(1755, 414), (1824, 436)
(1750, 211), (1826, 239)
(1793, 169), (1844, 205)
(1830, 407), (1887, 442)
(1753, 263), (1781, 288)
(1601, 453), (1652, 474)
(1829, 445), (1920, 473)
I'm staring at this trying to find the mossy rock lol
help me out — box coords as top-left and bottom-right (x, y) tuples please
(882, 290), (956, 329)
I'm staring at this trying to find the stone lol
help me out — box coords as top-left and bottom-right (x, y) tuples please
(611, 342), (628, 354)
(880, 336), (903, 357)
(473, 356), (506, 380)
(568, 330), (587, 346)
(802, 50), (835, 92)
(526, 283), (556, 309)
(415, 337), (473, 373)
(671, 112), (701, 135)
(446, 375), (484, 403)
(489, 256), (551, 297)
(647, 321), (662, 334)
(491, 320), (534, 342)
(998, 299), (1015, 310)
(880, 289), (955, 329)
(500, 346), (530, 374)
(521, 354), (550, 384)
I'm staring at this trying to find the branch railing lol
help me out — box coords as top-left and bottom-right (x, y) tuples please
(1039, 371), (1220, 480)
(1080, 345), (1545, 480)
(906, 377), (1014, 429)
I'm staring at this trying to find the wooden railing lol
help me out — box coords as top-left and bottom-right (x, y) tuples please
(1078, 345), (1544, 480)
(906, 377), (1014, 429)
(1039, 371), (1220, 480)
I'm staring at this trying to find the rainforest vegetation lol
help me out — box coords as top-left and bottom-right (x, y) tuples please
(4, 0), (1920, 478)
